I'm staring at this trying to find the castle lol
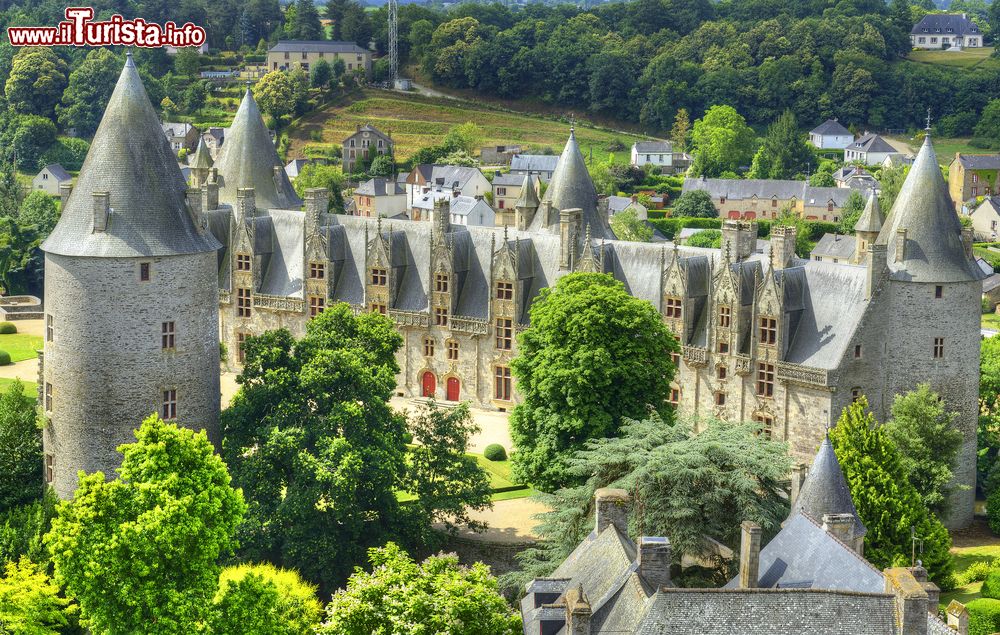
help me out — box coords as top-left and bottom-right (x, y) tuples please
(40, 58), (984, 530)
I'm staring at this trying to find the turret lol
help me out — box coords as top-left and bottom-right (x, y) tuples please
(853, 189), (883, 264)
(189, 137), (214, 188)
(533, 129), (613, 239)
(514, 175), (539, 231)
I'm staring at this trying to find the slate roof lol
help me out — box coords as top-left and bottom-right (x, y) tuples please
(791, 436), (866, 538)
(912, 13), (980, 35)
(492, 172), (529, 187)
(812, 233), (856, 261)
(608, 196), (637, 214)
(449, 196), (493, 224)
(39, 164), (71, 182)
(42, 55), (220, 258)
(284, 158), (309, 179)
(269, 40), (368, 54)
(410, 164), (485, 192)
(356, 177), (404, 197)
(214, 88), (301, 211)
(681, 179), (851, 206)
(533, 130), (613, 239)
(343, 123), (392, 143)
(510, 154), (559, 174)
(191, 138), (213, 169)
(848, 133), (897, 155)
(876, 134), (985, 283)
(955, 154), (1000, 170)
(161, 121), (195, 138)
(855, 191), (884, 233)
(984, 273), (1000, 294)
(810, 119), (851, 136)
(515, 175), (540, 209)
(633, 140), (672, 153)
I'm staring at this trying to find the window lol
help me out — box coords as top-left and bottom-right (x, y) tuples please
(718, 305), (731, 328)
(423, 337), (434, 357)
(371, 267), (387, 286)
(933, 337), (944, 359)
(496, 318), (513, 350)
(827, 201), (834, 212)
(350, 139), (356, 147)
(140, 262), (150, 282)
(771, 198), (777, 208)
(714, 391), (726, 406)
(161, 321), (175, 350)
(237, 288), (251, 318)
(44, 382), (52, 412)
(44, 454), (54, 483)
(664, 297), (682, 319)
(236, 253), (251, 271)
(717, 341), (729, 354)
(370, 303), (387, 314)
(495, 366), (512, 401)
(237, 332), (247, 363)
(720, 196), (726, 204)
(671, 352), (681, 368)
(496, 281), (513, 300)
(851, 387), (861, 403)
(974, 173), (979, 183)
(973, 187), (979, 197)
(46, 314), (53, 342)
(435, 273), (449, 293)
(42, 173), (48, 180)
(162, 389), (177, 420)
(935, 285), (943, 299)
(309, 295), (325, 317)
(757, 362), (775, 398)
(310, 262), (325, 279)
(759, 317), (777, 346)
(497, 187), (506, 196)
(854, 344), (862, 359)
(434, 307), (449, 327)
(717, 366), (727, 380)
(754, 414), (774, 438)
(447, 340), (459, 361)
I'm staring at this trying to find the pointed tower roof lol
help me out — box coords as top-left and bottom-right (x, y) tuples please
(875, 133), (983, 283)
(42, 54), (220, 258)
(792, 435), (866, 538)
(191, 137), (213, 169)
(213, 88), (302, 210)
(531, 129), (613, 239)
(853, 190), (883, 234)
(515, 174), (539, 209)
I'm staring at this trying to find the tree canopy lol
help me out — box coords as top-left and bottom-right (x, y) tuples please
(672, 190), (718, 218)
(209, 563), (323, 635)
(746, 110), (815, 180)
(690, 105), (758, 177)
(0, 380), (42, 513)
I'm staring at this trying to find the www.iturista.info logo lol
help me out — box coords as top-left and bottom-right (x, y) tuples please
(7, 7), (206, 48)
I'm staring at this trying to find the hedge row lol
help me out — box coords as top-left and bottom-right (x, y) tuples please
(648, 217), (839, 241)
(967, 598), (1000, 635)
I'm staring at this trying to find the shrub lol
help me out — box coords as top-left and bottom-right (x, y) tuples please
(0, 323), (16, 334)
(0, 352), (11, 366)
(967, 598), (1000, 635)
(483, 444), (507, 461)
(962, 560), (998, 585)
(988, 486), (1000, 535)
(983, 570), (1000, 599)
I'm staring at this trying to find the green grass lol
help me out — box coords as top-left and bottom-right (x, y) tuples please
(0, 333), (43, 363)
(395, 451), (534, 503)
(985, 313), (1000, 331)
(0, 377), (37, 396)
(886, 134), (983, 168)
(907, 47), (997, 68)
(941, 543), (1000, 610)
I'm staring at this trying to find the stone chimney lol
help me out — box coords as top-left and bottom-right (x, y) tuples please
(947, 600), (969, 635)
(908, 564), (940, 611)
(595, 488), (630, 534)
(884, 567), (928, 635)
(770, 225), (797, 269)
(638, 537), (671, 589)
(961, 227), (974, 260)
(789, 463), (807, 507)
(895, 229), (907, 263)
(58, 182), (73, 202)
(92, 191), (110, 233)
(433, 198), (450, 237)
(186, 187), (202, 222)
(564, 585), (591, 635)
(866, 242), (887, 300)
(738, 521), (762, 589)
(721, 220), (755, 261)
(304, 187), (328, 232)
(822, 513), (856, 546)
(560, 208), (582, 270)
(541, 200), (554, 229)
(202, 181), (219, 212)
(236, 187), (257, 221)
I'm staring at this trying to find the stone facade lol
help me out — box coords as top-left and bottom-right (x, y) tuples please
(948, 153), (1000, 212)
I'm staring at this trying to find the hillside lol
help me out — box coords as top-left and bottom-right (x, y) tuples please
(285, 88), (648, 165)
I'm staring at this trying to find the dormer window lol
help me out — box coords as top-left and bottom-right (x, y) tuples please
(310, 262), (325, 279)
(664, 297), (682, 319)
(236, 253), (251, 271)
(759, 316), (777, 346)
(435, 273), (449, 293)
(496, 281), (513, 300)
(718, 305), (731, 328)
(371, 268), (387, 286)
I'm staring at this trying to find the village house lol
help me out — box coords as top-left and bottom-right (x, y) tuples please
(809, 119), (854, 149)
(810, 192), (883, 265)
(160, 122), (199, 155)
(844, 132), (901, 165)
(630, 140), (689, 173)
(32, 164), (71, 198)
(479, 145), (521, 165)
(492, 172), (538, 223)
(832, 165), (880, 192)
(342, 124), (393, 174)
(403, 164), (491, 220)
(202, 127), (226, 158)
(510, 153), (559, 181)
(681, 178), (853, 222)
(448, 195), (495, 227)
(949, 153), (1000, 212)
(911, 13), (983, 50)
(266, 40), (372, 76)
(968, 196), (1000, 240)
(353, 177), (407, 219)
(607, 195), (649, 221)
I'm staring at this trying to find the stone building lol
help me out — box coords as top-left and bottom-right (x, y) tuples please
(342, 124), (393, 174)
(681, 177), (853, 222)
(948, 153), (1000, 212)
(40, 55), (222, 499)
(266, 40), (372, 76)
(202, 87), (982, 527)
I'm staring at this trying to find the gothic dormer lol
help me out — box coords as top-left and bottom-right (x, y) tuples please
(662, 245), (686, 341)
(365, 218), (392, 314)
(491, 228), (518, 322)
(232, 187), (260, 291)
(430, 229), (454, 326)
(577, 225), (603, 273)
(752, 265), (783, 406)
(711, 246), (741, 358)
(303, 189), (330, 318)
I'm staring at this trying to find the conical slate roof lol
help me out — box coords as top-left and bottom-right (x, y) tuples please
(792, 435), (866, 537)
(214, 88), (301, 210)
(191, 137), (213, 169)
(531, 130), (613, 239)
(42, 54), (220, 258)
(853, 190), (883, 234)
(875, 133), (983, 283)
(515, 175), (539, 209)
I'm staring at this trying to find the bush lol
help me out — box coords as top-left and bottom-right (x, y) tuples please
(0, 352), (11, 366)
(959, 560), (996, 585)
(983, 570), (1000, 599)
(38, 137), (90, 172)
(483, 444), (507, 461)
(0, 323), (16, 335)
(967, 598), (1000, 635)
(988, 486), (1000, 535)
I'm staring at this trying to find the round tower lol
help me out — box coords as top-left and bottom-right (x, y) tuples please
(40, 54), (222, 499)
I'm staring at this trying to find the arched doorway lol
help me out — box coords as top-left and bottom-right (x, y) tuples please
(727, 210), (740, 219)
(422, 371), (436, 398)
(446, 377), (460, 401)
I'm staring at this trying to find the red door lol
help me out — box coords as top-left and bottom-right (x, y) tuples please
(728, 210), (740, 219)
(422, 372), (436, 398)
(446, 377), (460, 401)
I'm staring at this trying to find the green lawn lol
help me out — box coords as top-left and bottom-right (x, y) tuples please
(396, 452), (534, 503)
(907, 47), (997, 69)
(886, 134), (981, 168)
(984, 313), (1000, 331)
(940, 542), (1000, 609)
(0, 333), (43, 363)
(0, 377), (37, 396)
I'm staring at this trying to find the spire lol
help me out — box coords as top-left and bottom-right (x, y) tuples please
(213, 87), (302, 210)
(514, 175), (539, 210)
(191, 137), (213, 169)
(531, 130), (613, 239)
(42, 56), (219, 258)
(853, 189), (883, 234)
(874, 131), (982, 282)
(791, 435), (866, 539)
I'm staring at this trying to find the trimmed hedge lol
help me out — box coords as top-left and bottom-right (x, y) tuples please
(0, 351), (11, 366)
(483, 444), (507, 461)
(0, 322), (16, 334)
(967, 598), (1000, 635)
(982, 570), (1000, 599)
(988, 486), (1000, 535)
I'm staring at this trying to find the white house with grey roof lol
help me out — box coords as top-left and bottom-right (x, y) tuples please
(631, 140), (672, 168)
(403, 164), (490, 221)
(809, 119), (854, 149)
(607, 195), (648, 220)
(354, 177), (406, 219)
(510, 153), (559, 181)
(449, 195), (495, 227)
(32, 164), (71, 198)
(911, 13), (982, 49)
(845, 133), (901, 165)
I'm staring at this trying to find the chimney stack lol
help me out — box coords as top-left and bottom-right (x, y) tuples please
(186, 187), (202, 222)
(304, 187), (328, 230)
(908, 564), (940, 611)
(866, 242), (887, 300)
(560, 208), (582, 270)
(721, 220), (756, 261)
(821, 513), (856, 547)
(594, 488), (630, 535)
(789, 463), (807, 507)
(564, 585), (591, 635)
(92, 191), (110, 233)
(236, 187), (257, 221)
(895, 229), (907, 263)
(961, 227), (974, 260)
(638, 537), (671, 590)
(58, 182), (73, 202)
(770, 225), (797, 269)
(738, 521), (762, 589)
(884, 568), (928, 635)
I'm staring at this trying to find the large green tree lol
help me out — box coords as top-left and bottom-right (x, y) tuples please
(0, 380), (42, 513)
(975, 99), (1000, 149)
(672, 190), (718, 218)
(253, 71), (296, 133)
(290, 0), (324, 40)
(292, 163), (345, 211)
(830, 399), (954, 587)
(4, 48), (68, 119)
(690, 105), (758, 177)
(837, 190), (867, 235)
(747, 110), (815, 180)
(509, 272), (678, 490)
(319, 543), (520, 635)
(209, 563), (323, 635)
(47, 416), (247, 634)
